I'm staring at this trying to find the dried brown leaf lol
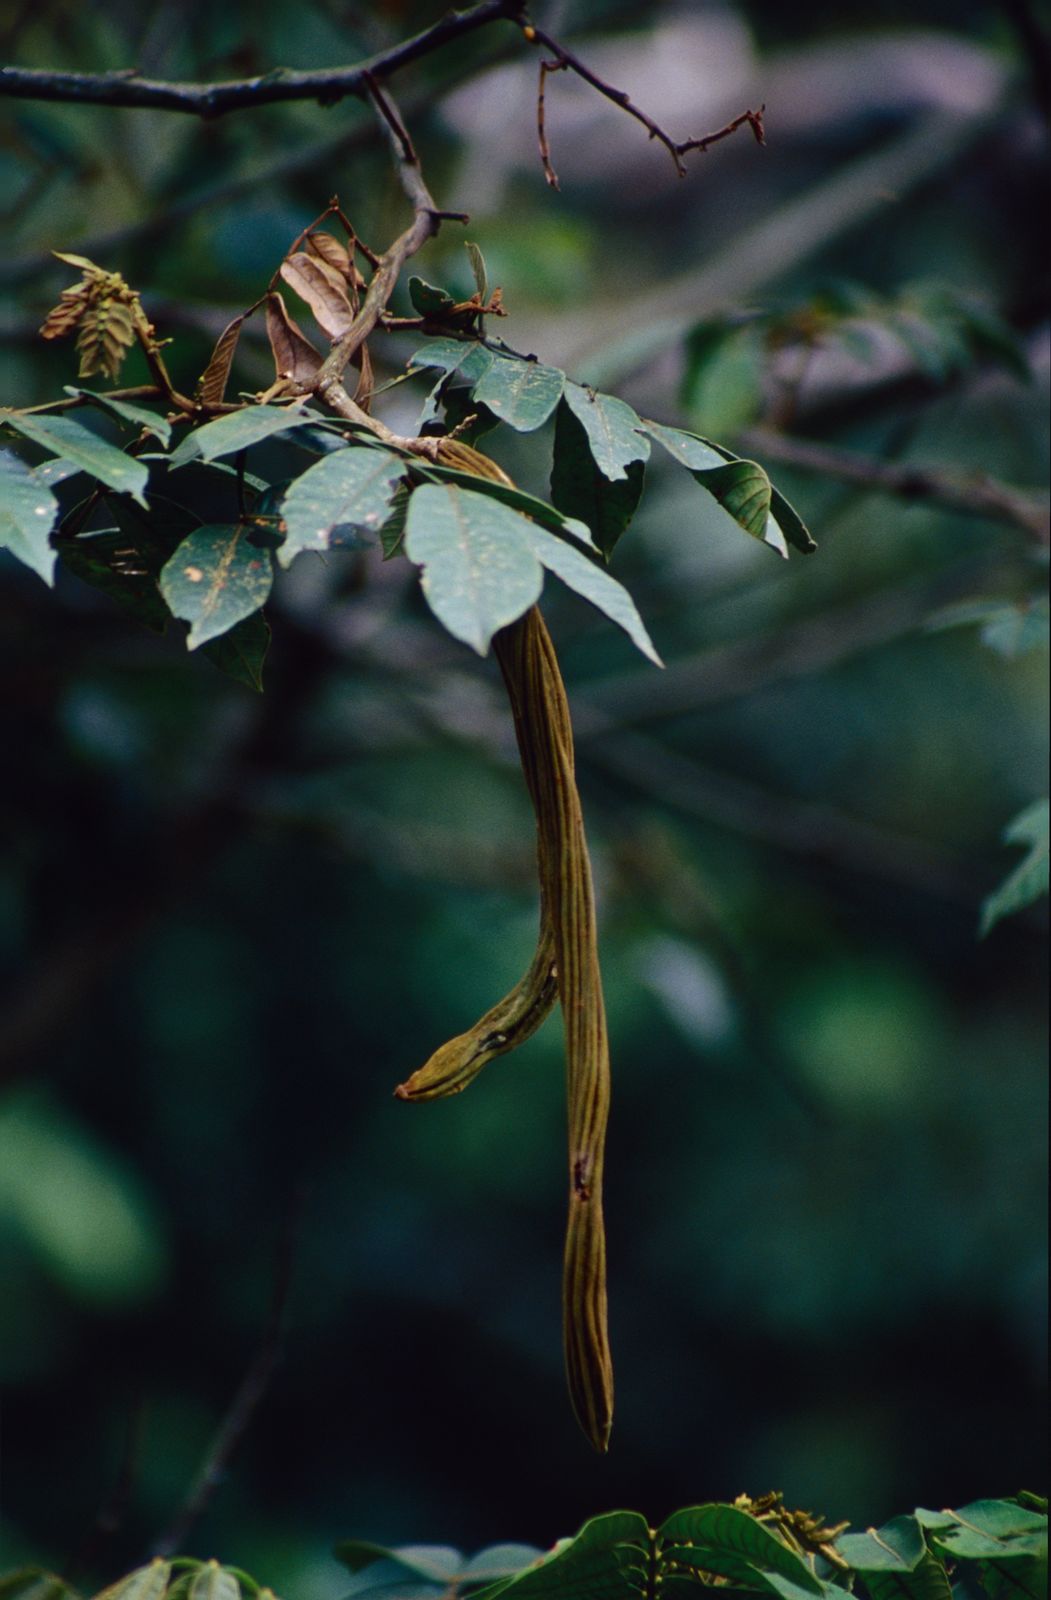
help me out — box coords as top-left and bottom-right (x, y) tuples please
(75, 299), (136, 380)
(265, 292), (322, 386)
(306, 230), (352, 279)
(197, 312), (247, 408)
(40, 289), (89, 340)
(352, 340), (374, 412)
(279, 252), (353, 339)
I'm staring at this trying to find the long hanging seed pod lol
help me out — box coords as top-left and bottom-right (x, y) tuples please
(399, 438), (615, 1452)
(394, 922), (558, 1100)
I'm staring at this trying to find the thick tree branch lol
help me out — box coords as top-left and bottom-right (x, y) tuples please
(739, 427), (1051, 546)
(0, 0), (526, 115)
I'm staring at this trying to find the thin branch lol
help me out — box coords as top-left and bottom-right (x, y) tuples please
(0, 25), (529, 292)
(739, 426), (1051, 546)
(537, 57), (567, 188)
(18, 384), (164, 415)
(0, 0), (527, 115)
(151, 1194), (303, 1558)
(524, 21), (764, 182)
(313, 81), (466, 406)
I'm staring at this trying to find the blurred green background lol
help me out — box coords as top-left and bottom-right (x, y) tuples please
(0, 0), (1047, 1588)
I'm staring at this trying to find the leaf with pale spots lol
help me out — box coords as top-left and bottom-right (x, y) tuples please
(166, 405), (321, 467)
(159, 524), (273, 649)
(0, 447), (61, 584)
(409, 339), (495, 387)
(1, 411), (149, 504)
(405, 484), (543, 655)
(278, 447), (406, 568)
(63, 389), (172, 446)
(404, 483), (659, 662)
(472, 355), (565, 432)
(561, 382), (649, 480)
(551, 401), (645, 557)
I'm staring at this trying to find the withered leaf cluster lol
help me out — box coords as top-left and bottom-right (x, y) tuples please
(195, 214), (375, 412)
(38, 253), (144, 382)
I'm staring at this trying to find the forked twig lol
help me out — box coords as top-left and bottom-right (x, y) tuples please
(524, 20), (764, 187)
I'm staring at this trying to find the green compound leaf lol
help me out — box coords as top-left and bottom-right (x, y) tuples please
(429, 379), (502, 444)
(692, 459), (785, 555)
(166, 405), (321, 467)
(976, 1561), (1047, 1600)
(409, 276), (458, 317)
(404, 484), (544, 656)
(472, 355), (565, 432)
(379, 483), (410, 559)
(561, 382), (650, 480)
(1, 411), (149, 504)
(919, 1500), (1048, 1564)
(660, 1505), (826, 1598)
(470, 1511), (650, 1600)
(981, 800), (1049, 935)
(93, 1561), (172, 1600)
(404, 484), (659, 662)
(640, 419), (728, 473)
(836, 1517), (928, 1574)
(0, 448), (60, 583)
(861, 1553), (952, 1600)
(60, 494), (201, 630)
(0, 1571), (81, 1600)
(765, 483), (816, 556)
(465, 242), (488, 302)
(334, 1540), (514, 1597)
(522, 520), (660, 666)
(278, 447), (407, 568)
(159, 523), (273, 648)
(460, 1547), (546, 1582)
(551, 401), (645, 558)
(201, 608), (270, 691)
(642, 419), (816, 555)
(63, 388), (172, 446)
(835, 1514), (955, 1600)
(413, 459), (597, 550)
(409, 339), (495, 387)
(188, 1565), (241, 1600)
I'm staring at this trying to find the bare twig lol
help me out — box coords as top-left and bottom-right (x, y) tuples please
(18, 384), (164, 416)
(66, 1391), (148, 1579)
(151, 1194), (303, 1558)
(537, 57), (567, 188)
(739, 427), (1051, 546)
(0, 0), (527, 115)
(523, 21), (764, 182)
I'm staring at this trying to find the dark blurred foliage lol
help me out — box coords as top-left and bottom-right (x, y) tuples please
(0, 0), (1047, 1588)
